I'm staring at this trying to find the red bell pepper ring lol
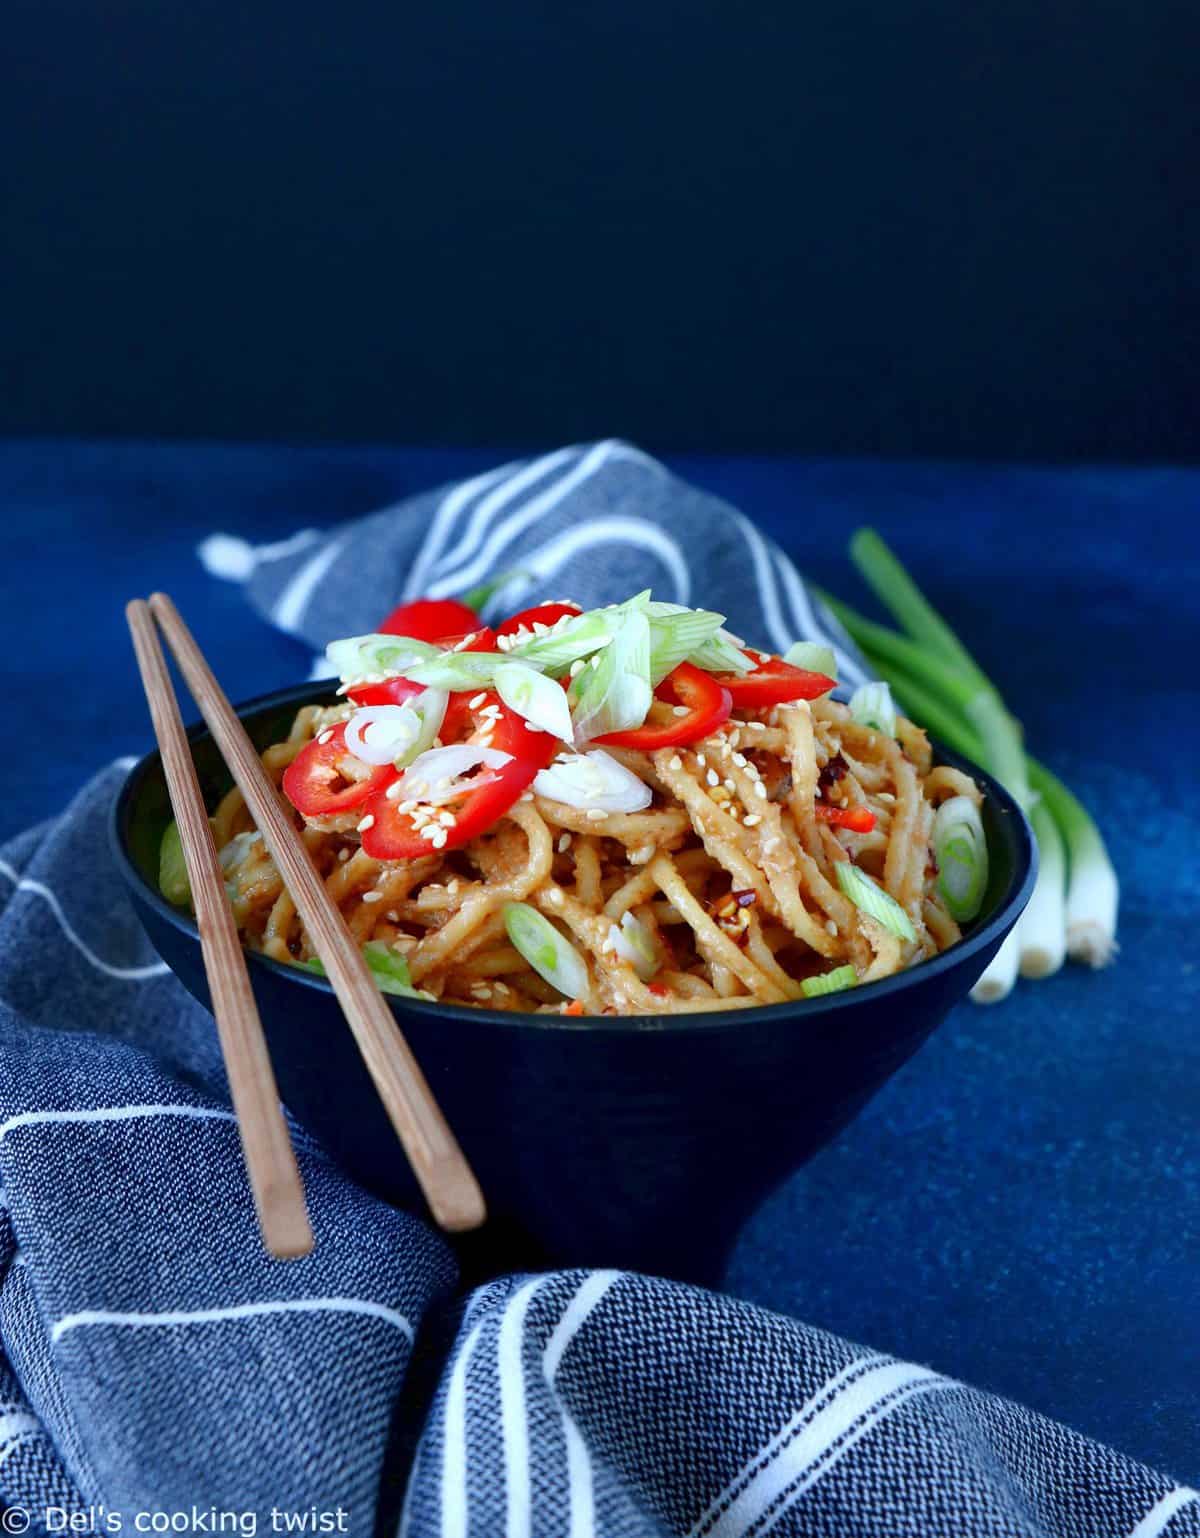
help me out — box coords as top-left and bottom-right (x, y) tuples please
(377, 596), (482, 641)
(595, 662), (732, 750)
(282, 723), (399, 818)
(715, 652), (835, 708)
(494, 601), (582, 638)
(815, 803), (877, 833)
(360, 693), (560, 859)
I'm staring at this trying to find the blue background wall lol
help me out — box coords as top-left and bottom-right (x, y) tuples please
(5, 0), (1198, 459)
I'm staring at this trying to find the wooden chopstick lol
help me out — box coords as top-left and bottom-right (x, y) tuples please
(126, 600), (314, 1260)
(146, 592), (487, 1234)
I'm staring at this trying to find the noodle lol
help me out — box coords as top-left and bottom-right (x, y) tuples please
(216, 692), (979, 1015)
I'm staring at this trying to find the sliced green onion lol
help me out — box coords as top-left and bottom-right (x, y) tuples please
(687, 627), (754, 675)
(305, 941), (434, 1000)
(570, 607), (653, 744)
(835, 861), (917, 942)
(503, 902), (591, 1000)
(401, 650), (505, 692)
(494, 661), (574, 740)
(610, 911), (658, 980)
(801, 964), (857, 998)
(644, 602), (727, 685)
(1019, 801), (1065, 977)
(158, 820), (191, 907)
(848, 680), (897, 737)
(932, 795), (989, 922)
(326, 633), (439, 682)
(505, 608), (619, 674)
(783, 641), (837, 683)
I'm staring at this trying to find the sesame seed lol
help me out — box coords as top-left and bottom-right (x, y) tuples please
(743, 814), (762, 827)
(723, 777), (736, 791)
(362, 891), (382, 903)
(432, 829), (448, 849)
(630, 843), (654, 864)
(357, 814), (375, 831)
(668, 755), (683, 771)
(586, 808), (608, 821)
(732, 753), (747, 768)
(418, 824), (440, 841)
(437, 810), (457, 826)
(386, 782), (403, 800)
(468, 692), (487, 709)
(447, 879), (461, 894)
(317, 729), (333, 745)
(337, 848), (351, 862)
(386, 910), (399, 922)
(557, 833), (572, 853)
(672, 705), (689, 716)
(547, 887), (565, 907)
(569, 659), (586, 678)
(826, 920), (839, 936)
(706, 768), (719, 787)
(754, 782), (767, 800)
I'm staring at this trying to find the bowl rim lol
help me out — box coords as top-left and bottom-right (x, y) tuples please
(111, 679), (1038, 1036)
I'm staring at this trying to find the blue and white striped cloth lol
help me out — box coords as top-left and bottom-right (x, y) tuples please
(201, 438), (869, 684)
(1, 443), (1195, 1536)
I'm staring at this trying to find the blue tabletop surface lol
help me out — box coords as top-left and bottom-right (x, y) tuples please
(3, 439), (1197, 1481)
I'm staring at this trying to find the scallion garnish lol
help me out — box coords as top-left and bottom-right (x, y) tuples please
(687, 627), (755, 675)
(848, 680), (897, 737)
(932, 795), (988, 923)
(569, 606), (653, 744)
(801, 964), (857, 998)
(834, 861), (917, 942)
(158, 820), (190, 907)
(644, 602), (727, 684)
(326, 633), (439, 681)
(494, 661), (574, 740)
(304, 941), (434, 1000)
(503, 902), (591, 1000)
(783, 641), (837, 684)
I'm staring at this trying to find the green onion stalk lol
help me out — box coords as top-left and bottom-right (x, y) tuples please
(822, 530), (1118, 998)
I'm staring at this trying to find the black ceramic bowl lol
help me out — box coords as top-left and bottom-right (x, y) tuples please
(113, 681), (1035, 1284)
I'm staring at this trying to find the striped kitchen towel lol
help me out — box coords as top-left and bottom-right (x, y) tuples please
(0, 447), (1193, 1536)
(200, 438), (870, 682)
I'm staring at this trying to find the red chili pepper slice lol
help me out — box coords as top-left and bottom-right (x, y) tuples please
(814, 803), (877, 833)
(715, 652), (834, 708)
(595, 662), (732, 750)
(282, 723), (399, 817)
(360, 694), (559, 859)
(377, 597), (482, 641)
(495, 601), (582, 638)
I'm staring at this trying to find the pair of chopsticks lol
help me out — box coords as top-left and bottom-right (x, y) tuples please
(126, 594), (486, 1258)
